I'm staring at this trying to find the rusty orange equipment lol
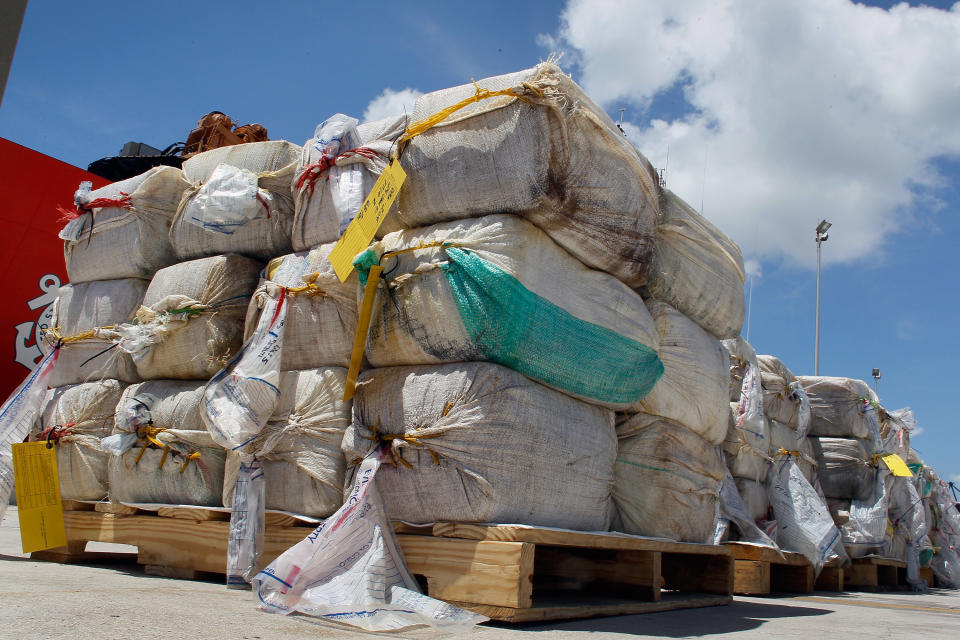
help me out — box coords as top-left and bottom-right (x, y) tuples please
(182, 112), (268, 158)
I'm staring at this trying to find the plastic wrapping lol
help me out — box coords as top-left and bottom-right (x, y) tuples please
(715, 471), (777, 547)
(254, 450), (487, 631)
(226, 458), (265, 588)
(721, 336), (756, 402)
(767, 456), (844, 574)
(798, 376), (882, 447)
(757, 355), (806, 429)
(768, 420), (817, 484)
(0, 348), (59, 522)
(203, 292), (286, 449)
(735, 477), (771, 523)
(183, 164), (274, 234)
(841, 470), (890, 558)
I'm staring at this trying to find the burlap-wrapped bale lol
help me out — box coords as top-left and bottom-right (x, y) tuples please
(108, 380), (225, 506)
(380, 62), (661, 288)
(642, 190), (745, 339)
(757, 355), (807, 428)
(117, 254), (261, 380)
(342, 362), (617, 530)
(614, 412), (725, 542)
(811, 437), (876, 501)
(291, 115), (407, 250)
(243, 243), (358, 371)
(798, 376), (881, 442)
(722, 336), (757, 402)
(170, 141), (300, 262)
(735, 477), (770, 523)
(31, 380), (127, 501)
(879, 407), (912, 458)
(41, 279), (147, 388)
(61, 166), (189, 283)
(223, 368), (350, 518)
(361, 214), (663, 410)
(769, 419), (817, 484)
(634, 301), (729, 444)
(722, 402), (770, 483)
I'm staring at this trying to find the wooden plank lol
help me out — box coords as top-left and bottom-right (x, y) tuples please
(398, 536), (534, 609)
(661, 552), (733, 595)
(533, 547), (661, 601)
(815, 566), (845, 591)
(726, 543), (807, 566)
(453, 593), (732, 623)
(919, 567), (934, 585)
(61, 500), (95, 512)
(844, 562), (879, 591)
(144, 565), (202, 580)
(95, 502), (140, 515)
(432, 523), (729, 556)
(156, 507), (229, 522)
(733, 560), (770, 595)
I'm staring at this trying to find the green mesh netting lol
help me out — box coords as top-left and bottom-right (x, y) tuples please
(437, 247), (663, 405)
(920, 547), (934, 567)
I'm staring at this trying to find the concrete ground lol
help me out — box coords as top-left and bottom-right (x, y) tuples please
(2, 507), (959, 639)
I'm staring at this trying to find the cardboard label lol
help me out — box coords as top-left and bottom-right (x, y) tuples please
(12, 441), (66, 553)
(328, 160), (406, 282)
(881, 453), (913, 477)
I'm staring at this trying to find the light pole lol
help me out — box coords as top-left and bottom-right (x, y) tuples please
(872, 368), (881, 398)
(815, 220), (831, 376)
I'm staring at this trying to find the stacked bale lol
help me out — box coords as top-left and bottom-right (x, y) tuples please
(801, 376), (890, 558)
(33, 167), (190, 500)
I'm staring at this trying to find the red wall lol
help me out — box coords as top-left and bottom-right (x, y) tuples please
(0, 138), (109, 397)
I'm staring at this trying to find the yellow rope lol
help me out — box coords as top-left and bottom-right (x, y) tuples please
(398, 82), (542, 145)
(360, 422), (443, 469)
(381, 241), (460, 262)
(179, 451), (201, 474)
(44, 326), (116, 344)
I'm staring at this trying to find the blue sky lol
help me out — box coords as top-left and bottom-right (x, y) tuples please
(2, 0), (958, 480)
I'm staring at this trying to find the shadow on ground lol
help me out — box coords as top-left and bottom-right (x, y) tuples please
(489, 600), (832, 637)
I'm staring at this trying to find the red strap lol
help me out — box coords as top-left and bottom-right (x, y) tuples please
(295, 147), (377, 196)
(58, 192), (132, 221)
(34, 422), (76, 445)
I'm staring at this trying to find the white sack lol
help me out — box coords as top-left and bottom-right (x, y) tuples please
(342, 362), (617, 531)
(386, 62), (662, 288)
(722, 402), (770, 483)
(769, 419), (817, 485)
(224, 368), (351, 518)
(721, 336), (756, 402)
(62, 166), (189, 283)
(636, 301), (729, 444)
(798, 376), (882, 444)
(31, 380), (127, 501)
(735, 477), (770, 523)
(41, 279), (147, 388)
(643, 190), (745, 339)
(810, 437), (876, 501)
(757, 356), (809, 431)
(118, 254), (262, 380)
(363, 214), (661, 410)
(108, 380), (226, 506)
(171, 141), (300, 261)
(244, 243), (358, 371)
(614, 413), (726, 543)
(291, 115), (407, 250)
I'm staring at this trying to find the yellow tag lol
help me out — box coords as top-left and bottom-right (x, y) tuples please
(12, 441), (66, 553)
(328, 160), (407, 282)
(881, 453), (913, 477)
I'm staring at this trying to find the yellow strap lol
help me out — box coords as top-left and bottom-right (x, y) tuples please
(179, 451), (201, 474)
(158, 446), (170, 469)
(343, 265), (383, 401)
(44, 326), (116, 344)
(398, 82), (540, 145)
(775, 448), (803, 458)
(285, 282), (327, 297)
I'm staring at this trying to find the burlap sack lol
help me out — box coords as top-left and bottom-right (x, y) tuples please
(798, 376), (880, 441)
(223, 368), (351, 518)
(381, 62), (662, 288)
(108, 380), (225, 506)
(41, 279), (147, 388)
(634, 301), (729, 444)
(613, 412), (725, 543)
(361, 214), (662, 410)
(757, 355), (806, 428)
(722, 336), (757, 402)
(722, 402), (770, 483)
(735, 477), (770, 523)
(243, 243), (358, 371)
(171, 141), (300, 261)
(31, 380), (127, 500)
(810, 437), (876, 501)
(62, 166), (189, 283)
(768, 419), (817, 484)
(119, 254), (262, 380)
(643, 190), (745, 339)
(342, 362), (617, 530)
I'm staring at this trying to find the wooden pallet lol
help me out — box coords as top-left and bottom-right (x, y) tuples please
(843, 556), (907, 591)
(35, 506), (733, 623)
(726, 543), (840, 594)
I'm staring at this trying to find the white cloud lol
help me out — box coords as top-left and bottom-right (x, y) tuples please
(744, 259), (763, 280)
(547, 0), (960, 268)
(363, 88), (424, 123)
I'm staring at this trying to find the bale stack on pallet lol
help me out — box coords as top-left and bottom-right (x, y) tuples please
(905, 453), (959, 586)
(29, 168), (189, 502)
